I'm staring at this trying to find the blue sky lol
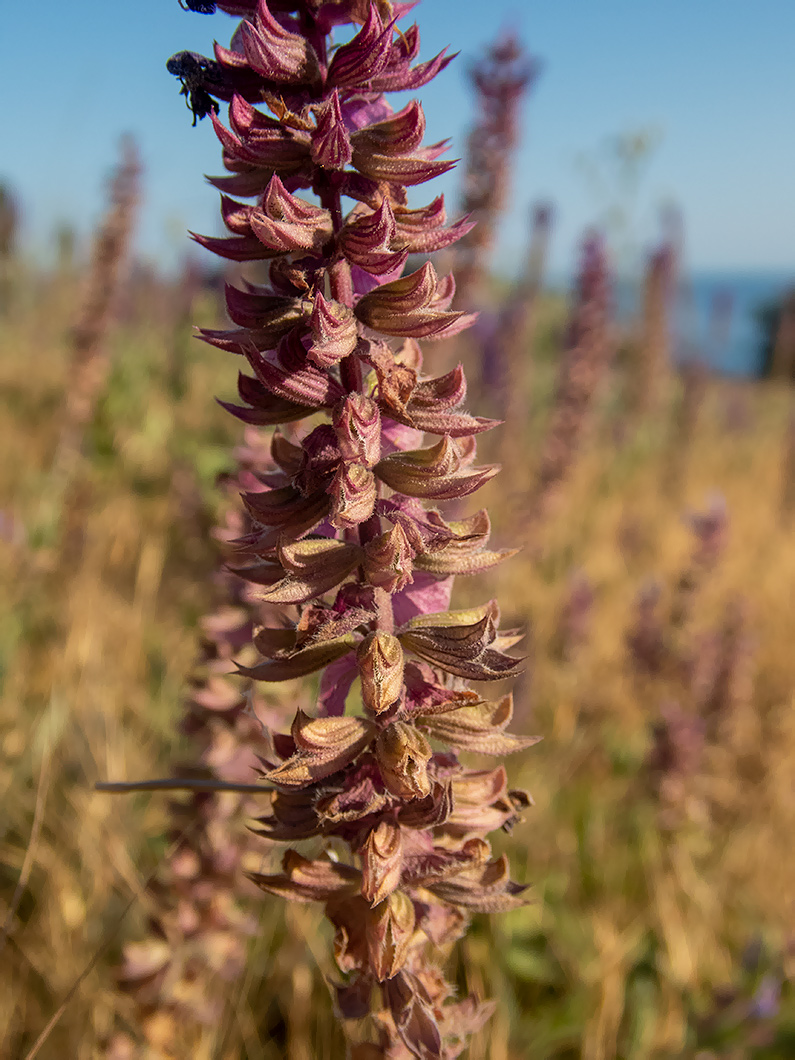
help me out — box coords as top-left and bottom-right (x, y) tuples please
(3, 0), (794, 277)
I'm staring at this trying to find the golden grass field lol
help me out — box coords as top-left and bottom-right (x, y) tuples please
(1, 263), (794, 1058)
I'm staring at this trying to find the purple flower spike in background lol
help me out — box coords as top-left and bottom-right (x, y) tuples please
(168, 2), (537, 1055)
(455, 31), (539, 310)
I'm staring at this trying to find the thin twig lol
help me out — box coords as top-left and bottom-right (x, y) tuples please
(95, 777), (271, 794)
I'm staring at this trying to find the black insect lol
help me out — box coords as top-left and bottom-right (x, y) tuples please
(179, 1), (217, 12)
(166, 51), (222, 125)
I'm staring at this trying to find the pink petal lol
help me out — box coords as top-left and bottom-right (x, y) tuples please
(392, 572), (453, 626)
(317, 653), (359, 717)
(381, 417), (424, 454)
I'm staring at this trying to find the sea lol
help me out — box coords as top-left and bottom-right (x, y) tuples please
(547, 270), (795, 378)
(625, 270), (794, 378)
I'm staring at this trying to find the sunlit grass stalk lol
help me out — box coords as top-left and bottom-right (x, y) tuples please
(662, 360), (708, 499)
(625, 243), (674, 427)
(496, 202), (552, 465)
(55, 137), (140, 480)
(167, 255), (203, 402)
(780, 403), (795, 519)
(49, 137), (140, 561)
(0, 182), (18, 314)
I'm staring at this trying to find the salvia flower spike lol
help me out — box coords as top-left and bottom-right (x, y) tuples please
(455, 31), (539, 309)
(527, 232), (612, 533)
(107, 439), (288, 1057)
(171, 3), (535, 1055)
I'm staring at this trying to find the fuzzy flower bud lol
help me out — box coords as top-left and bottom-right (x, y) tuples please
(311, 89), (353, 169)
(239, 2), (321, 85)
(361, 818), (404, 905)
(334, 393), (382, 466)
(368, 890), (416, 981)
(357, 632), (405, 716)
(308, 292), (359, 367)
(375, 721), (432, 799)
(330, 462), (377, 529)
(364, 523), (414, 593)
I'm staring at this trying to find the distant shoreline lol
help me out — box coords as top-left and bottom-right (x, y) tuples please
(544, 268), (795, 377)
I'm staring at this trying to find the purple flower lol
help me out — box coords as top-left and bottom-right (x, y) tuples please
(169, 2), (533, 1054)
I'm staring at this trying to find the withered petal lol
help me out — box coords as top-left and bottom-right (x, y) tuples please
(417, 695), (542, 755)
(265, 711), (376, 788)
(249, 850), (360, 903)
(238, 634), (355, 681)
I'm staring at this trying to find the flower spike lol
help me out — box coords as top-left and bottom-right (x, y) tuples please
(169, 2), (535, 1055)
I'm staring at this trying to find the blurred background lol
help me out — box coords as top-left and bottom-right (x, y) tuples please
(5, 0), (795, 371)
(1, 1), (794, 1057)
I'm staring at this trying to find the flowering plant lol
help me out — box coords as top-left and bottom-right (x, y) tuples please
(455, 31), (538, 308)
(169, 2), (537, 1054)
